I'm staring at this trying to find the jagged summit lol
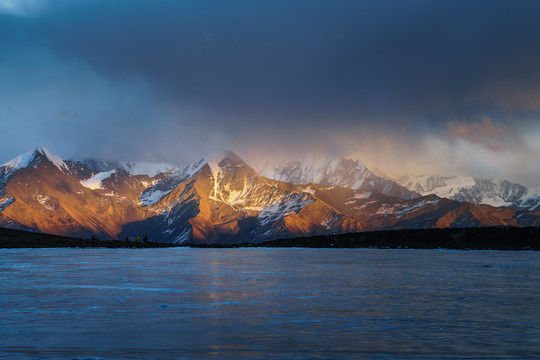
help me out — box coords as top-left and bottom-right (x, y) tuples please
(137, 150), (251, 207)
(204, 150), (246, 173)
(196, 149), (257, 183)
(261, 156), (367, 185)
(260, 155), (418, 200)
(172, 149), (250, 181)
(1, 146), (69, 176)
(400, 174), (530, 208)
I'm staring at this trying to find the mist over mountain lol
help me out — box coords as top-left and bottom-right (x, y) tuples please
(3, 1), (540, 186)
(259, 156), (419, 200)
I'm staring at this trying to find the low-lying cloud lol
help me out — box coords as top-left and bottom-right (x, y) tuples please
(1, 1), (540, 185)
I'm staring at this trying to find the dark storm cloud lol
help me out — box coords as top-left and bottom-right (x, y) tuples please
(7, 0), (540, 124)
(2, 0), (540, 183)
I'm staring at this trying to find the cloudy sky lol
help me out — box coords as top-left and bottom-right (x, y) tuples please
(1, 0), (540, 184)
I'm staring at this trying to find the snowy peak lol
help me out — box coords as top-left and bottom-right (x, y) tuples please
(205, 150), (247, 176)
(260, 155), (418, 200)
(261, 156), (367, 186)
(402, 175), (476, 195)
(1, 146), (69, 176)
(513, 193), (540, 211)
(33, 147), (70, 172)
(138, 151), (249, 207)
(400, 174), (528, 207)
(203, 150), (265, 208)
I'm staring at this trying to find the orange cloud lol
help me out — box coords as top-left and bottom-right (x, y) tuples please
(448, 117), (519, 151)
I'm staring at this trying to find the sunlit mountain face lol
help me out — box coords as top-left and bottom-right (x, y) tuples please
(2, 2), (540, 243)
(1, 147), (539, 244)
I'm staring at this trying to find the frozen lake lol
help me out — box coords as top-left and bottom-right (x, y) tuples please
(1, 248), (539, 359)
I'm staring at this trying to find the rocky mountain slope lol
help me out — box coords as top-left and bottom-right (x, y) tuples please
(1, 147), (539, 244)
(0, 147), (154, 238)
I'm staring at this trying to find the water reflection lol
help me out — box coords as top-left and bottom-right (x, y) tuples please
(1, 248), (539, 359)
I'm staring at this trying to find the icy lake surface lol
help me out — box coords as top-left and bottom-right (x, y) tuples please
(2, 248), (539, 359)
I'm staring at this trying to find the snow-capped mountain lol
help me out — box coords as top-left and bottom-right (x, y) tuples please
(123, 150), (365, 243)
(1, 146), (539, 244)
(1, 146), (70, 180)
(399, 174), (540, 209)
(138, 155), (212, 206)
(0, 147), (163, 238)
(260, 156), (419, 200)
(513, 192), (540, 212)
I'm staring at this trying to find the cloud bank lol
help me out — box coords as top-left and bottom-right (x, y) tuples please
(1, 1), (540, 184)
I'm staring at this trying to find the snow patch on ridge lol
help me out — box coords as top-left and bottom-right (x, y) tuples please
(345, 192), (372, 205)
(352, 191), (372, 200)
(395, 199), (440, 218)
(300, 186), (315, 195)
(139, 189), (169, 206)
(35, 194), (58, 211)
(81, 170), (116, 190)
(257, 194), (313, 225)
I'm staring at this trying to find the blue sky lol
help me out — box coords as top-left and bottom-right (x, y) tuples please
(1, 0), (540, 184)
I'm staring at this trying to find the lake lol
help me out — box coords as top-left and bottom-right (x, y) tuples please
(1, 248), (539, 359)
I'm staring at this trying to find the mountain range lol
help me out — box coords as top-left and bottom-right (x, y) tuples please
(399, 175), (540, 211)
(259, 156), (418, 200)
(1, 146), (539, 244)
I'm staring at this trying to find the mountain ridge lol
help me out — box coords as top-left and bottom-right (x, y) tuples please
(259, 156), (419, 200)
(400, 174), (540, 211)
(1, 146), (539, 244)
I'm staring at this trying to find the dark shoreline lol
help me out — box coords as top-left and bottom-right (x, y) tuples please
(0, 228), (175, 249)
(188, 227), (540, 251)
(1, 226), (539, 250)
